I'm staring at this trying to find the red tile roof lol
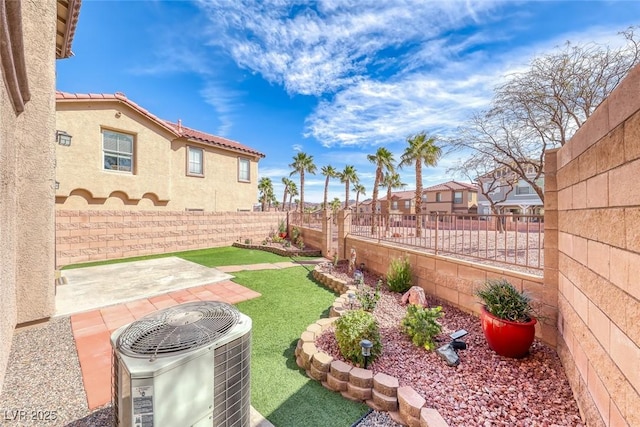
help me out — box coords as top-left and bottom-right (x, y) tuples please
(163, 121), (264, 158)
(424, 181), (478, 192)
(55, 91), (264, 158)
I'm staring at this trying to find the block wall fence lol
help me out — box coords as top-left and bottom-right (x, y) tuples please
(545, 64), (640, 427)
(55, 211), (286, 268)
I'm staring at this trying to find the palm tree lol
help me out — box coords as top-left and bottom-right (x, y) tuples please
(258, 177), (274, 212)
(367, 147), (395, 234)
(289, 152), (317, 214)
(340, 165), (358, 209)
(288, 182), (298, 211)
(400, 131), (442, 237)
(329, 197), (342, 215)
(353, 183), (366, 211)
(382, 171), (406, 233)
(281, 177), (294, 211)
(320, 165), (339, 210)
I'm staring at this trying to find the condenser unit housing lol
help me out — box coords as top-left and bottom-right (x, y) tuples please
(111, 301), (252, 427)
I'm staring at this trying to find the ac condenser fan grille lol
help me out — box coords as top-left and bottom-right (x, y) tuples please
(116, 301), (240, 359)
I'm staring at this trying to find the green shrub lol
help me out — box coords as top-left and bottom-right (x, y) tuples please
(334, 309), (382, 366)
(401, 304), (443, 351)
(356, 279), (381, 312)
(387, 256), (412, 293)
(475, 279), (535, 322)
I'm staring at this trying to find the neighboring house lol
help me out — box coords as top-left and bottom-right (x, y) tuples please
(0, 0), (81, 394)
(422, 181), (478, 215)
(380, 190), (415, 216)
(476, 166), (544, 216)
(55, 92), (265, 212)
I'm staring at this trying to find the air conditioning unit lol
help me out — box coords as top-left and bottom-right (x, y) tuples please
(111, 301), (252, 427)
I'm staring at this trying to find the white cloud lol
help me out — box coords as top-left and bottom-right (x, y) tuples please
(196, 0), (504, 95)
(292, 144), (303, 152)
(199, 83), (244, 136)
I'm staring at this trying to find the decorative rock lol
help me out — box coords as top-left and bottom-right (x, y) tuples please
(369, 388), (399, 411)
(373, 372), (399, 397)
(306, 323), (322, 335)
(311, 351), (333, 372)
(300, 331), (315, 343)
(420, 407), (449, 427)
(349, 367), (374, 388)
(330, 360), (351, 381)
(315, 317), (335, 330)
(436, 343), (459, 367)
(401, 286), (427, 307)
(342, 382), (372, 401)
(308, 363), (328, 382)
(398, 386), (426, 419)
(326, 373), (348, 392)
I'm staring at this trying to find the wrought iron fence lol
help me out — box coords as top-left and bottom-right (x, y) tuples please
(349, 212), (544, 271)
(289, 211), (327, 230)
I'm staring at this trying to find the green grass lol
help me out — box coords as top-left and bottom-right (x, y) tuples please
(62, 246), (303, 269)
(233, 267), (369, 427)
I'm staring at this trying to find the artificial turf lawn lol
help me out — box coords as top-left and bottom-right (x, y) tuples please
(62, 246), (302, 269)
(233, 267), (369, 427)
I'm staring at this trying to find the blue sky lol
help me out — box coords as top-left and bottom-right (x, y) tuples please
(56, 0), (639, 204)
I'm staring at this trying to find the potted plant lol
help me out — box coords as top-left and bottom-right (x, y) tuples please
(475, 279), (538, 358)
(277, 219), (287, 238)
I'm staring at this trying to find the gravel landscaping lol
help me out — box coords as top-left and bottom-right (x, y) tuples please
(315, 265), (583, 427)
(0, 318), (113, 426)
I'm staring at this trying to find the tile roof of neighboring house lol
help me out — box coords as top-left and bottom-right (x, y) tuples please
(424, 181), (478, 192)
(55, 91), (264, 158)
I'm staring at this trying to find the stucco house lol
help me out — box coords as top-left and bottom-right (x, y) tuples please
(422, 180), (478, 215)
(55, 92), (265, 212)
(0, 0), (81, 394)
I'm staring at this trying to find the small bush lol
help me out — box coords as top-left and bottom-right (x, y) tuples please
(387, 256), (412, 293)
(356, 279), (381, 312)
(475, 279), (536, 322)
(334, 309), (382, 366)
(244, 238), (251, 244)
(401, 304), (443, 351)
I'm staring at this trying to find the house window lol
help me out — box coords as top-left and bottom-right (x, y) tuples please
(404, 200), (411, 209)
(516, 185), (531, 195)
(103, 130), (133, 172)
(238, 158), (250, 182)
(454, 191), (463, 204)
(392, 201), (398, 210)
(421, 194), (427, 202)
(187, 146), (203, 176)
(436, 192), (442, 202)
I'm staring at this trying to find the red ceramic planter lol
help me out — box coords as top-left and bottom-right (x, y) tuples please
(480, 306), (537, 358)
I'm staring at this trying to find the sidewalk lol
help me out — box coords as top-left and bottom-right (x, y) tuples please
(62, 257), (325, 426)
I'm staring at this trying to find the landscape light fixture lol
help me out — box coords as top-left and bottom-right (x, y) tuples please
(360, 339), (373, 369)
(56, 130), (72, 146)
(348, 293), (356, 309)
(353, 269), (363, 284)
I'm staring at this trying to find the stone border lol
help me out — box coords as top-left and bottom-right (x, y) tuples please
(294, 266), (449, 427)
(232, 241), (322, 257)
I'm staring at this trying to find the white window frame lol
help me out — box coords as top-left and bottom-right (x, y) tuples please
(187, 146), (204, 176)
(404, 200), (411, 209)
(516, 185), (531, 195)
(238, 157), (250, 182)
(436, 192), (442, 202)
(102, 129), (134, 173)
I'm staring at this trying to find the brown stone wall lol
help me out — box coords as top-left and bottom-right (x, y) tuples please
(550, 64), (640, 426)
(55, 210), (287, 267)
(342, 237), (554, 345)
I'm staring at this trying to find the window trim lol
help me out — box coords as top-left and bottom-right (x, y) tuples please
(435, 192), (442, 202)
(453, 191), (463, 204)
(238, 157), (251, 182)
(186, 145), (204, 177)
(102, 128), (135, 174)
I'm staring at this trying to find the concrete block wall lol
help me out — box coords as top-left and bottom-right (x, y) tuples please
(549, 64), (640, 426)
(342, 238), (554, 345)
(55, 210), (287, 267)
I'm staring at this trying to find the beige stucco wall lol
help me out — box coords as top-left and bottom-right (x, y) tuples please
(550, 64), (640, 426)
(55, 103), (259, 212)
(0, 0), (57, 394)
